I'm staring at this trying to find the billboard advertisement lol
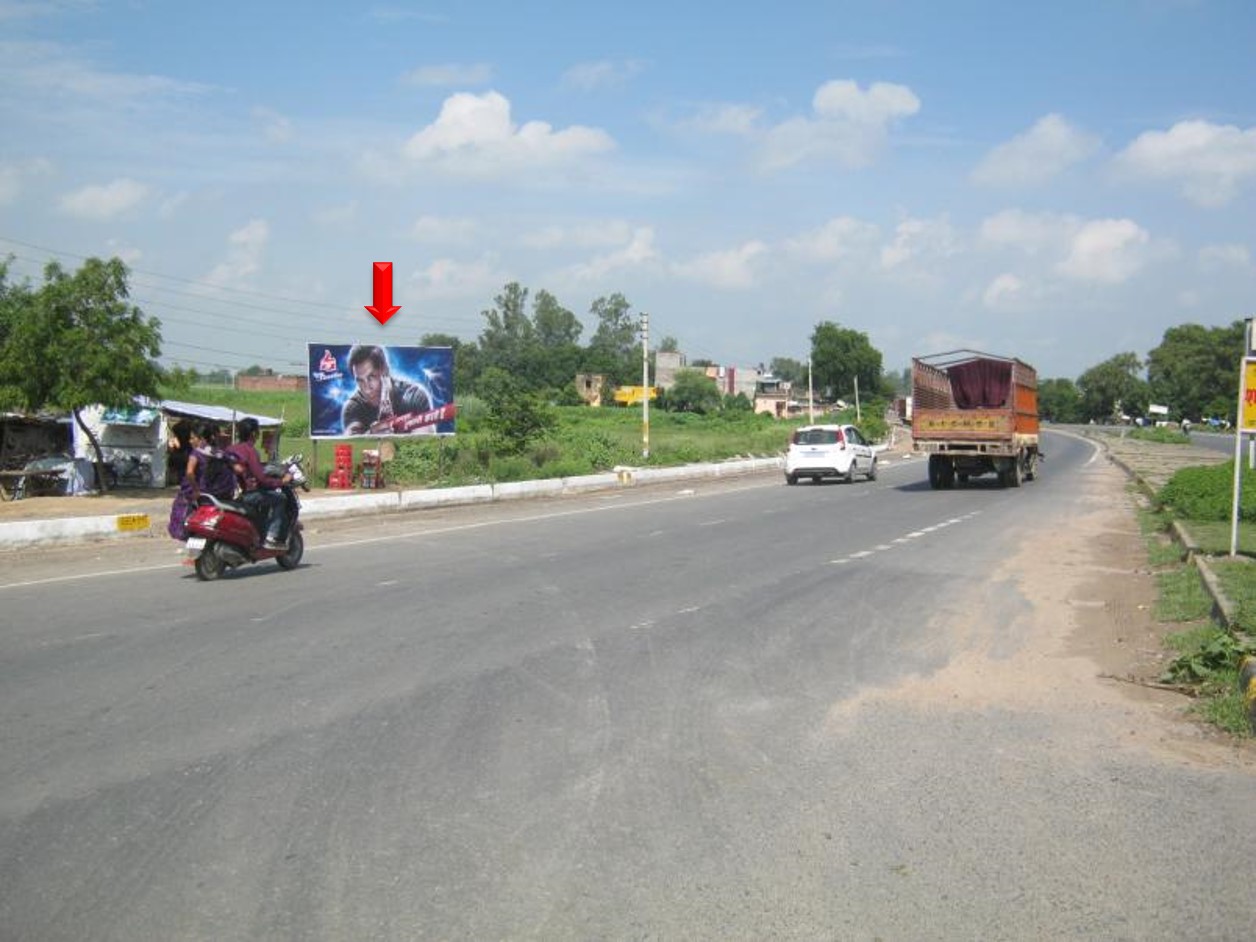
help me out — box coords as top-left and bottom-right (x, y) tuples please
(308, 343), (456, 438)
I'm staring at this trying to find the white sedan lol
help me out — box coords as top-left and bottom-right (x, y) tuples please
(784, 424), (878, 485)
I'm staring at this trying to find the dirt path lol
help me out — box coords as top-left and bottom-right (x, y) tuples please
(828, 447), (1256, 767)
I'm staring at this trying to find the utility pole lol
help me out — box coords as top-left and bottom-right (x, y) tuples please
(854, 375), (861, 423)
(641, 312), (650, 460)
(808, 358), (814, 422)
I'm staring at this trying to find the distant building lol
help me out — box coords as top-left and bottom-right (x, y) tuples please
(236, 374), (308, 392)
(654, 351), (686, 390)
(575, 373), (605, 407)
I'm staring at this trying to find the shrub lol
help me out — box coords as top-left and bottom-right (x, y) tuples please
(1157, 461), (1256, 521)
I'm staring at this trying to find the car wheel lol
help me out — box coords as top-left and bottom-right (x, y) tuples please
(866, 458), (877, 481)
(786, 473), (798, 486)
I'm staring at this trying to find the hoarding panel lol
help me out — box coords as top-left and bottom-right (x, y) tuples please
(308, 344), (456, 439)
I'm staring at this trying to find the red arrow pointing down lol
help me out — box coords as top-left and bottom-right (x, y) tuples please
(365, 261), (400, 325)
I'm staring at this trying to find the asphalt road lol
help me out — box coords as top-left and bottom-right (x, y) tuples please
(1, 430), (1253, 940)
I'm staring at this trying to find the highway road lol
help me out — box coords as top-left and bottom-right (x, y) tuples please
(1, 430), (1253, 940)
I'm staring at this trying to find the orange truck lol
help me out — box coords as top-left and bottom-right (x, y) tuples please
(911, 350), (1040, 489)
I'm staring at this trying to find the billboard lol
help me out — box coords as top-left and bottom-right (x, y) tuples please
(308, 343), (456, 438)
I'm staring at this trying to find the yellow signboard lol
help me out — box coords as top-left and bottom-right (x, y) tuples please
(1243, 361), (1256, 432)
(115, 513), (151, 532)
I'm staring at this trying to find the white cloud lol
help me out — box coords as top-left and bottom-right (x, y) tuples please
(0, 39), (213, 103)
(785, 216), (880, 262)
(409, 256), (502, 301)
(982, 273), (1025, 309)
(521, 220), (635, 249)
(1057, 218), (1150, 284)
(204, 218), (269, 287)
(158, 191), (188, 218)
(971, 113), (1100, 187)
(57, 177), (149, 219)
(411, 214), (478, 243)
(681, 103), (762, 136)
(567, 227), (659, 282)
(978, 208), (1075, 255)
(562, 59), (647, 91)
(1113, 119), (1256, 207)
(402, 63), (493, 87)
(310, 200), (358, 227)
(402, 91), (615, 174)
(759, 79), (920, 171)
(252, 106), (293, 144)
(673, 240), (767, 289)
(1198, 243), (1251, 270)
(0, 156), (52, 204)
(880, 216), (960, 270)
(104, 238), (142, 265)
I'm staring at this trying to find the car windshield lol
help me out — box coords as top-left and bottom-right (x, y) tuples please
(793, 428), (842, 445)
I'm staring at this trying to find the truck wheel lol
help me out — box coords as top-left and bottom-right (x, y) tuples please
(928, 455), (943, 490)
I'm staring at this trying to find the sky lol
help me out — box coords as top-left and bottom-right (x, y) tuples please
(1, 0), (1254, 383)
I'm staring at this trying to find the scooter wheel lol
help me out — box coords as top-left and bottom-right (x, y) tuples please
(194, 545), (224, 581)
(276, 531), (304, 570)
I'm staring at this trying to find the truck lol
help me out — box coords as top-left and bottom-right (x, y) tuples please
(910, 349), (1040, 489)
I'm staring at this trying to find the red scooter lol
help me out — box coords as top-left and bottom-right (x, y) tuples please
(183, 454), (309, 581)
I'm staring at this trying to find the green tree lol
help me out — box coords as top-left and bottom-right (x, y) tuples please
(1077, 352), (1148, 422)
(530, 290), (584, 391)
(658, 335), (680, 353)
(1, 257), (163, 490)
(478, 282), (535, 378)
(810, 321), (882, 402)
(1146, 321), (1244, 422)
(477, 366), (558, 455)
(585, 293), (638, 385)
(1038, 377), (1084, 423)
(769, 356), (805, 385)
(663, 368), (722, 414)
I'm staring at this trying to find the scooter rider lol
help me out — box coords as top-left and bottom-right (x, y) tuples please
(225, 418), (293, 550)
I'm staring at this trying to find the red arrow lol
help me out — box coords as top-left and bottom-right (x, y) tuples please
(365, 261), (400, 325)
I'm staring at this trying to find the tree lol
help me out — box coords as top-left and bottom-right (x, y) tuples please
(1038, 377), (1084, 423)
(585, 293), (638, 385)
(1, 257), (163, 490)
(663, 368), (722, 414)
(810, 321), (882, 402)
(1076, 352), (1147, 422)
(658, 335), (680, 354)
(532, 290), (582, 348)
(1146, 321), (1244, 422)
(478, 282), (535, 378)
(476, 366), (558, 455)
(769, 357), (805, 385)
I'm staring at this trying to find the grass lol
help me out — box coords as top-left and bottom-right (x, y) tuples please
(169, 385), (876, 489)
(1135, 463), (1256, 737)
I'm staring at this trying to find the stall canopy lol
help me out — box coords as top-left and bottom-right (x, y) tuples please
(159, 399), (283, 428)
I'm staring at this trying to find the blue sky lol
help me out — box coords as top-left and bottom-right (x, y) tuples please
(1, 0), (1254, 382)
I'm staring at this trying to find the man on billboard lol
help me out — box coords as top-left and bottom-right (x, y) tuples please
(341, 344), (435, 436)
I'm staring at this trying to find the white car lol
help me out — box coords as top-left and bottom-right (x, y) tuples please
(784, 423), (878, 485)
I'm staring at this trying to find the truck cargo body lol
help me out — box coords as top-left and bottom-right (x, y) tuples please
(911, 350), (1040, 489)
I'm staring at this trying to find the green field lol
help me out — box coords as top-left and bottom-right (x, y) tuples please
(175, 385), (887, 489)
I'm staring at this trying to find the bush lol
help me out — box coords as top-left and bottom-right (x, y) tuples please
(1157, 461), (1256, 521)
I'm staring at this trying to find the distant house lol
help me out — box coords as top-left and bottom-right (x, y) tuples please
(575, 373), (605, 407)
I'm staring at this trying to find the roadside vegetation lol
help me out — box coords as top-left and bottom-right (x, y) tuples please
(167, 385), (891, 488)
(1140, 461), (1256, 737)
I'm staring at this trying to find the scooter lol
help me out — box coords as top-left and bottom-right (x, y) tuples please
(183, 454), (309, 581)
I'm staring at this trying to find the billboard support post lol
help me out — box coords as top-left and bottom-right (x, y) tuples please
(1231, 318), (1256, 557)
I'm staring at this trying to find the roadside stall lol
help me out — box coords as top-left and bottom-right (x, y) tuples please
(72, 399), (283, 489)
